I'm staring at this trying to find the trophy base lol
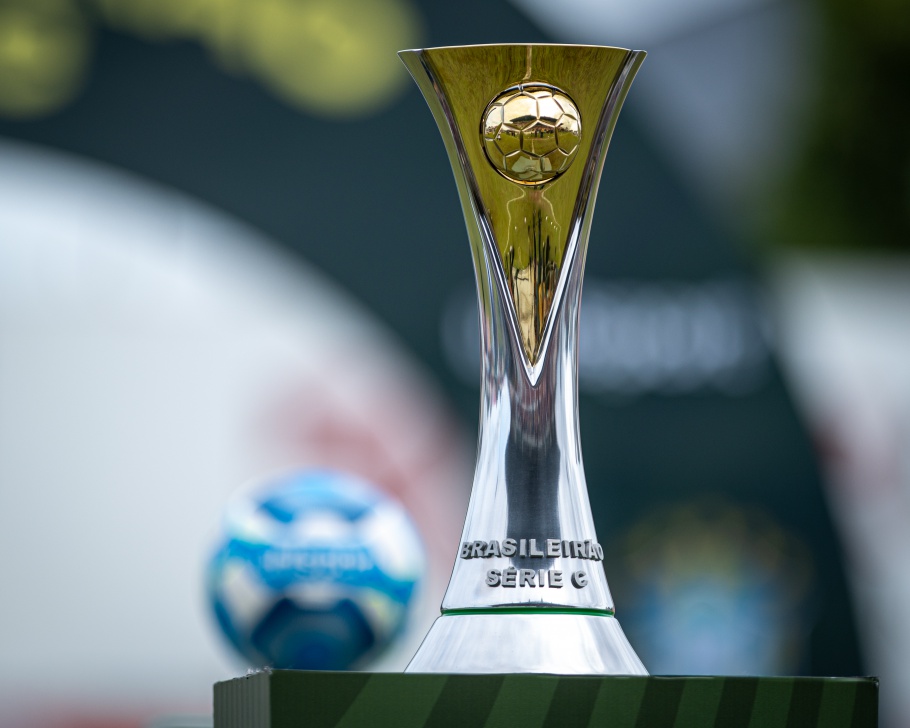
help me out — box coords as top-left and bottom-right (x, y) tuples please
(215, 671), (879, 727)
(405, 612), (648, 675)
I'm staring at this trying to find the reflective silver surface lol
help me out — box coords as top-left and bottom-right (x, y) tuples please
(406, 614), (646, 674)
(399, 45), (647, 674)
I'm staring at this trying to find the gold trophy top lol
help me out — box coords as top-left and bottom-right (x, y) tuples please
(401, 45), (639, 365)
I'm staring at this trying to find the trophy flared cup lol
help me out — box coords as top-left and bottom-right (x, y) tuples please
(399, 44), (648, 674)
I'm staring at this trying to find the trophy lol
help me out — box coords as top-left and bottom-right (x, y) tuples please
(399, 44), (648, 674)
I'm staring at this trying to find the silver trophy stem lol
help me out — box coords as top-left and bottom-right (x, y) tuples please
(401, 45), (647, 674)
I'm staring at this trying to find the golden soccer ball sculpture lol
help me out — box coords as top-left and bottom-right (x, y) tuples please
(481, 83), (582, 185)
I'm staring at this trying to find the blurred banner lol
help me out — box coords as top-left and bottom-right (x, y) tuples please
(0, 0), (868, 725)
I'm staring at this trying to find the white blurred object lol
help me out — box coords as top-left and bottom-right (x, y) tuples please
(512, 0), (765, 45)
(0, 139), (469, 721)
(770, 254), (910, 728)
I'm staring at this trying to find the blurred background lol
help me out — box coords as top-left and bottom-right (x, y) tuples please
(0, 0), (907, 725)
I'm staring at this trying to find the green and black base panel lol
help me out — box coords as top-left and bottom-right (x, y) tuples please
(214, 670), (878, 727)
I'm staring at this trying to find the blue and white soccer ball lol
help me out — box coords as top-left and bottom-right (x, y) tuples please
(207, 470), (425, 670)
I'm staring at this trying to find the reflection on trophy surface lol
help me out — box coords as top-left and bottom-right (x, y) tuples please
(399, 44), (649, 674)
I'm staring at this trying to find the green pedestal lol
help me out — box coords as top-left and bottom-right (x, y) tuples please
(214, 671), (877, 727)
